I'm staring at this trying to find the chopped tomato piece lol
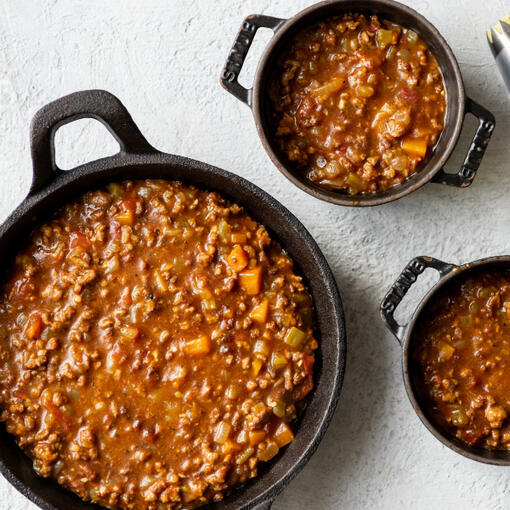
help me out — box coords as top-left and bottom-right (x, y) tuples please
(15, 280), (32, 298)
(111, 343), (127, 366)
(120, 198), (137, 214)
(109, 220), (121, 239)
(120, 288), (132, 307)
(69, 231), (91, 250)
(44, 401), (72, 433)
(114, 198), (138, 226)
(399, 86), (419, 103)
(294, 374), (314, 401)
(302, 353), (314, 375)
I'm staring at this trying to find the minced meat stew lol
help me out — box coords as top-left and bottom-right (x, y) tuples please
(0, 180), (317, 509)
(415, 269), (510, 449)
(269, 13), (446, 194)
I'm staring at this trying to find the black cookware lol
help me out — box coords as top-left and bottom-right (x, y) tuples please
(0, 90), (346, 509)
(221, 0), (495, 206)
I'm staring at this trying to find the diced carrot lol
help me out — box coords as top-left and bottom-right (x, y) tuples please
(222, 439), (241, 455)
(183, 335), (211, 356)
(274, 422), (294, 448)
(249, 429), (266, 446)
(230, 232), (247, 244)
(252, 358), (263, 377)
(227, 245), (249, 272)
(25, 313), (43, 340)
(239, 266), (263, 295)
(115, 211), (134, 226)
(250, 298), (269, 323)
(69, 231), (91, 250)
(402, 137), (428, 158)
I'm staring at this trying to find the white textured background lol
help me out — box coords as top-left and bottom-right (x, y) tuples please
(1, 0), (510, 509)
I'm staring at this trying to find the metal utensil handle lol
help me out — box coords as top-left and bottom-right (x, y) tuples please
(30, 89), (156, 194)
(432, 97), (495, 187)
(380, 256), (457, 344)
(220, 14), (285, 106)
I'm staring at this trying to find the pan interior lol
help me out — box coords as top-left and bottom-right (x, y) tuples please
(407, 260), (510, 464)
(254, 0), (464, 205)
(0, 157), (345, 508)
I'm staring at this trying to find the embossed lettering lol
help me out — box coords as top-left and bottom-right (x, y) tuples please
(460, 117), (495, 180)
(382, 258), (425, 315)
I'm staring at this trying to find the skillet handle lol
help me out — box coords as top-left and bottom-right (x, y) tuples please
(220, 14), (285, 106)
(432, 97), (495, 187)
(29, 89), (156, 194)
(380, 256), (457, 344)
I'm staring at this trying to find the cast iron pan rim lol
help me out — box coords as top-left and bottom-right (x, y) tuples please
(401, 255), (510, 465)
(251, 0), (465, 206)
(0, 149), (346, 508)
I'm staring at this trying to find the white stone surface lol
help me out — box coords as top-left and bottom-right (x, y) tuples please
(1, 0), (510, 508)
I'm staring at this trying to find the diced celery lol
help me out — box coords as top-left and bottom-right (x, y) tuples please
(376, 29), (394, 49)
(437, 342), (455, 363)
(271, 352), (287, 371)
(107, 183), (124, 198)
(218, 219), (231, 244)
(284, 327), (307, 348)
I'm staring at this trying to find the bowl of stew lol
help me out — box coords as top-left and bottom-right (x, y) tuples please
(0, 90), (346, 509)
(221, 0), (495, 206)
(381, 255), (510, 464)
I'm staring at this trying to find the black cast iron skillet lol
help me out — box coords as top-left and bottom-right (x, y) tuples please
(0, 90), (346, 509)
(380, 255), (510, 465)
(220, 0), (496, 206)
